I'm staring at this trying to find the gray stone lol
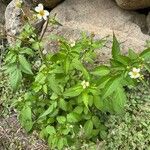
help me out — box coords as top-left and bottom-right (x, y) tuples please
(115, 0), (150, 10)
(5, 0), (44, 44)
(1, 0), (11, 5)
(23, 0), (64, 9)
(147, 12), (150, 34)
(0, 2), (7, 24)
(43, 0), (150, 61)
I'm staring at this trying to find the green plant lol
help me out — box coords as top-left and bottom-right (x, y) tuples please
(104, 79), (150, 150)
(4, 24), (41, 91)
(5, 26), (149, 149)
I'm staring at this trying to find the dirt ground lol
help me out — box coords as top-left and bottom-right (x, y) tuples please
(0, 113), (49, 150)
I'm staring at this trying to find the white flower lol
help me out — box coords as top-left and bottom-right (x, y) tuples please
(35, 4), (49, 20)
(70, 39), (76, 47)
(42, 49), (48, 55)
(34, 60), (41, 68)
(81, 80), (90, 89)
(128, 67), (141, 79)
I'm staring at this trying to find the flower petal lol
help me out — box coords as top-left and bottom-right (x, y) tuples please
(43, 15), (48, 20)
(132, 67), (137, 72)
(35, 6), (40, 12)
(38, 3), (44, 10)
(37, 14), (42, 20)
(136, 68), (140, 72)
(44, 10), (49, 16)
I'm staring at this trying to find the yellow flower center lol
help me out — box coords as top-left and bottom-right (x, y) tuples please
(132, 72), (138, 76)
(39, 10), (45, 16)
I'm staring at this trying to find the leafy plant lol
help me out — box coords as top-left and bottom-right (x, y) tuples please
(104, 79), (150, 150)
(4, 24), (40, 91)
(6, 27), (149, 149)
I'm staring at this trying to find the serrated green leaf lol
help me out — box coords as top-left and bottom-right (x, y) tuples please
(84, 120), (93, 138)
(128, 49), (138, 60)
(63, 85), (83, 98)
(72, 58), (90, 80)
(116, 55), (130, 66)
(112, 33), (121, 59)
(102, 76), (121, 99)
(19, 105), (33, 132)
(67, 112), (80, 123)
(20, 47), (34, 56)
(18, 55), (33, 75)
(91, 65), (110, 76)
(73, 106), (83, 114)
(56, 116), (66, 124)
(48, 75), (61, 95)
(58, 99), (68, 111)
(46, 126), (56, 135)
(38, 102), (57, 119)
(140, 48), (150, 61)
(93, 95), (104, 111)
(9, 68), (22, 91)
(82, 92), (89, 108)
(112, 85), (126, 113)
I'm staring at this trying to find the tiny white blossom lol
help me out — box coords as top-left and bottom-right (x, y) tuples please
(128, 67), (141, 79)
(81, 80), (90, 89)
(16, 0), (23, 8)
(35, 4), (49, 20)
(34, 60), (41, 68)
(70, 39), (76, 47)
(42, 49), (48, 55)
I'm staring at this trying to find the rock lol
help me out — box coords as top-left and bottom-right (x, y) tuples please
(0, 1), (7, 24)
(5, 0), (44, 44)
(43, 0), (150, 61)
(147, 12), (150, 34)
(23, 0), (64, 9)
(1, 0), (11, 5)
(115, 0), (150, 10)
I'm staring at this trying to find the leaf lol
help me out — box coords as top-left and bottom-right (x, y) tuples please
(67, 112), (80, 123)
(46, 126), (56, 135)
(20, 47), (34, 56)
(116, 55), (130, 66)
(72, 58), (90, 80)
(18, 55), (33, 75)
(9, 68), (22, 91)
(5, 64), (17, 74)
(58, 99), (68, 111)
(63, 85), (83, 98)
(91, 65), (110, 76)
(102, 76), (121, 99)
(92, 116), (101, 128)
(48, 75), (61, 95)
(64, 57), (70, 74)
(144, 63), (150, 73)
(112, 85), (126, 113)
(58, 138), (67, 150)
(38, 102), (57, 119)
(112, 33), (121, 59)
(73, 106), (83, 114)
(93, 95), (104, 111)
(82, 92), (89, 108)
(56, 116), (66, 124)
(84, 120), (93, 137)
(19, 105), (33, 132)
(140, 48), (150, 61)
(128, 49), (138, 60)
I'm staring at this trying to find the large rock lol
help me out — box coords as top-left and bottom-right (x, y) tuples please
(43, 0), (150, 61)
(115, 0), (150, 10)
(0, 1), (7, 24)
(23, 0), (64, 9)
(147, 12), (150, 34)
(5, 0), (44, 44)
